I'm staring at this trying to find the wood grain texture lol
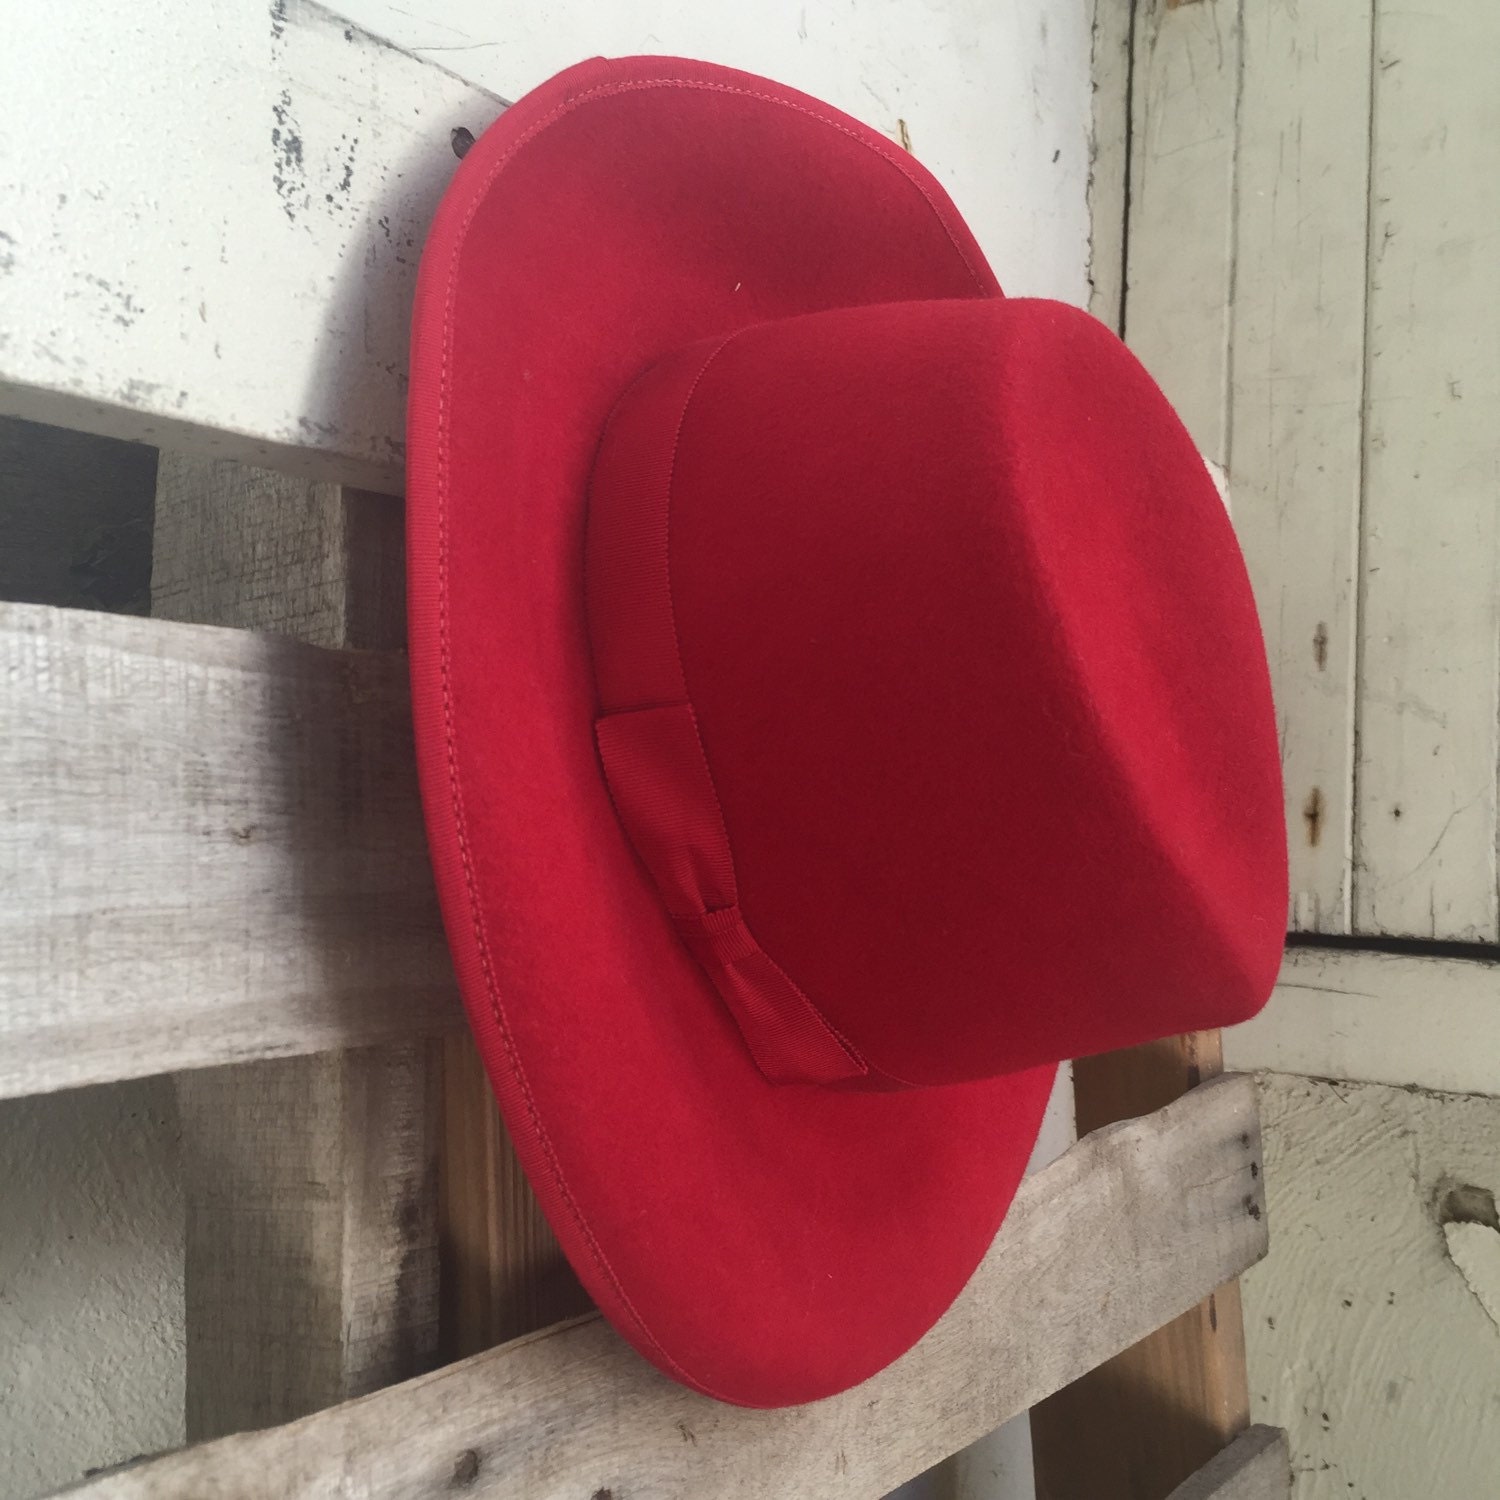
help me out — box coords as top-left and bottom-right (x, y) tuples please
(153, 452), (586, 1373)
(1033, 12), (1258, 1494)
(1086, 0), (1134, 332)
(1032, 1033), (1252, 1500)
(1353, 0), (1500, 940)
(0, 599), (461, 1100)
(1226, 945), (1500, 1097)
(0, 1), (503, 492)
(1165, 1426), (1288, 1500)
(152, 454), (405, 652)
(153, 453), (441, 1436)
(1123, 0), (1240, 466)
(176, 1045), (441, 1436)
(1230, 0), (1371, 935)
(438, 1035), (589, 1360)
(56, 1076), (1267, 1500)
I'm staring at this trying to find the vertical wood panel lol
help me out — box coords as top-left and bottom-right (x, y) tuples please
(1032, 1035), (1251, 1500)
(1230, 0), (1372, 935)
(175, 1046), (440, 1436)
(1123, 0), (1241, 467)
(153, 454), (442, 1434)
(1087, 0), (1135, 333)
(154, 452), (587, 1398)
(439, 1038), (589, 1357)
(1354, 0), (1500, 940)
(1033, 6), (1256, 1496)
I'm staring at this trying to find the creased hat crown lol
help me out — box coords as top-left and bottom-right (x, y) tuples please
(588, 295), (1288, 1088)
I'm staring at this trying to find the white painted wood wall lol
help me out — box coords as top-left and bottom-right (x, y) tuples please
(1121, 1), (1500, 1495)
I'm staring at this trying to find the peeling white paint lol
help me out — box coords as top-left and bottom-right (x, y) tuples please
(332, 0), (1094, 309)
(1245, 1073), (1500, 1499)
(1442, 1221), (1500, 1336)
(0, 0), (1092, 495)
(0, 0), (502, 492)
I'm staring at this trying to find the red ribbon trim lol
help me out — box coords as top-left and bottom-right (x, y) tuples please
(587, 339), (868, 1086)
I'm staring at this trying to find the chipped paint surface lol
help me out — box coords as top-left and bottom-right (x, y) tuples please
(0, 0), (502, 492)
(334, 0), (1094, 315)
(0, 1), (1090, 496)
(1227, 946), (1500, 1099)
(1245, 1073), (1500, 1498)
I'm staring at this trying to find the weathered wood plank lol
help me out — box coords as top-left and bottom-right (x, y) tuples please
(1032, 1031), (1252, 1500)
(1354, 0), (1500, 940)
(1123, 0), (1241, 467)
(152, 455), (406, 651)
(152, 454), (441, 1435)
(438, 1035), (590, 1358)
(56, 1075), (1266, 1500)
(176, 1045), (441, 1436)
(0, 1), (502, 492)
(1086, 0), (1134, 332)
(1225, 944), (1500, 1097)
(1165, 1426), (1289, 1500)
(1230, 0), (1371, 936)
(0, 599), (460, 1100)
(1033, 13), (1258, 1493)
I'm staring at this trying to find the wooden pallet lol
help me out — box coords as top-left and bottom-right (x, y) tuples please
(0, 3), (1290, 1496)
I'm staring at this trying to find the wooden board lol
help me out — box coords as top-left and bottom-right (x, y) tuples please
(1244, 1074), (1500, 1498)
(0, 0), (503, 492)
(0, 598), (460, 1100)
(1353, 0), (1500, 940)
(1165, 1426), (1289, 1500)
(1033, 10), (1254, 1497)
(1225, 944), (1500, 1097)
(1032, 1032), (1252, 1500)
(175, 1044), (441, 1435)
(438, 1035), (590, 1358)
(152, 454), (442, 1435)
(154, 452), (586, 1393)
(1086, 0), (1134, 332)
(1229, 0), (1372, 935)
(1121, 0), (1240, 467)
(58, 1075), (1267, 1500)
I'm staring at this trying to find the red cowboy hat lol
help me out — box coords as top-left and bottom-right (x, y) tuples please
(406, 55), (1287, 1408)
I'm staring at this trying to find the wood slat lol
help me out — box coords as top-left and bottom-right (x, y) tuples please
(151, 454), (442, 1435)
(58, 1074), (1267, 1500)
(438, 1034), (590, 1360)
(1230, 0), (1372, 935)
(1353, 0), (1500, 940)
(1122, 0), (1241, 468)
(1032, 1032), (1252, 1500)
(1086, 0), (1134, 333)
(1226, 944), (1500, 1097)
(1033, 8), (1255, 1497)
(175, 1044), (441, 1435)
(0, 598), (460, 1100)
(1165, 1426), (1289, 1500)
(0, 0), (503, 493)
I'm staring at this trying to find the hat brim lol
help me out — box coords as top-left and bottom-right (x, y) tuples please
(406, 54), (1056, 1407)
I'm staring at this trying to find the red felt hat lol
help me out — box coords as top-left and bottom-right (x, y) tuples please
(406, 55), (1287, 1407)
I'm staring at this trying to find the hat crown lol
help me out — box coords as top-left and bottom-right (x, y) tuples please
(587, 296), (1287, 1089)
